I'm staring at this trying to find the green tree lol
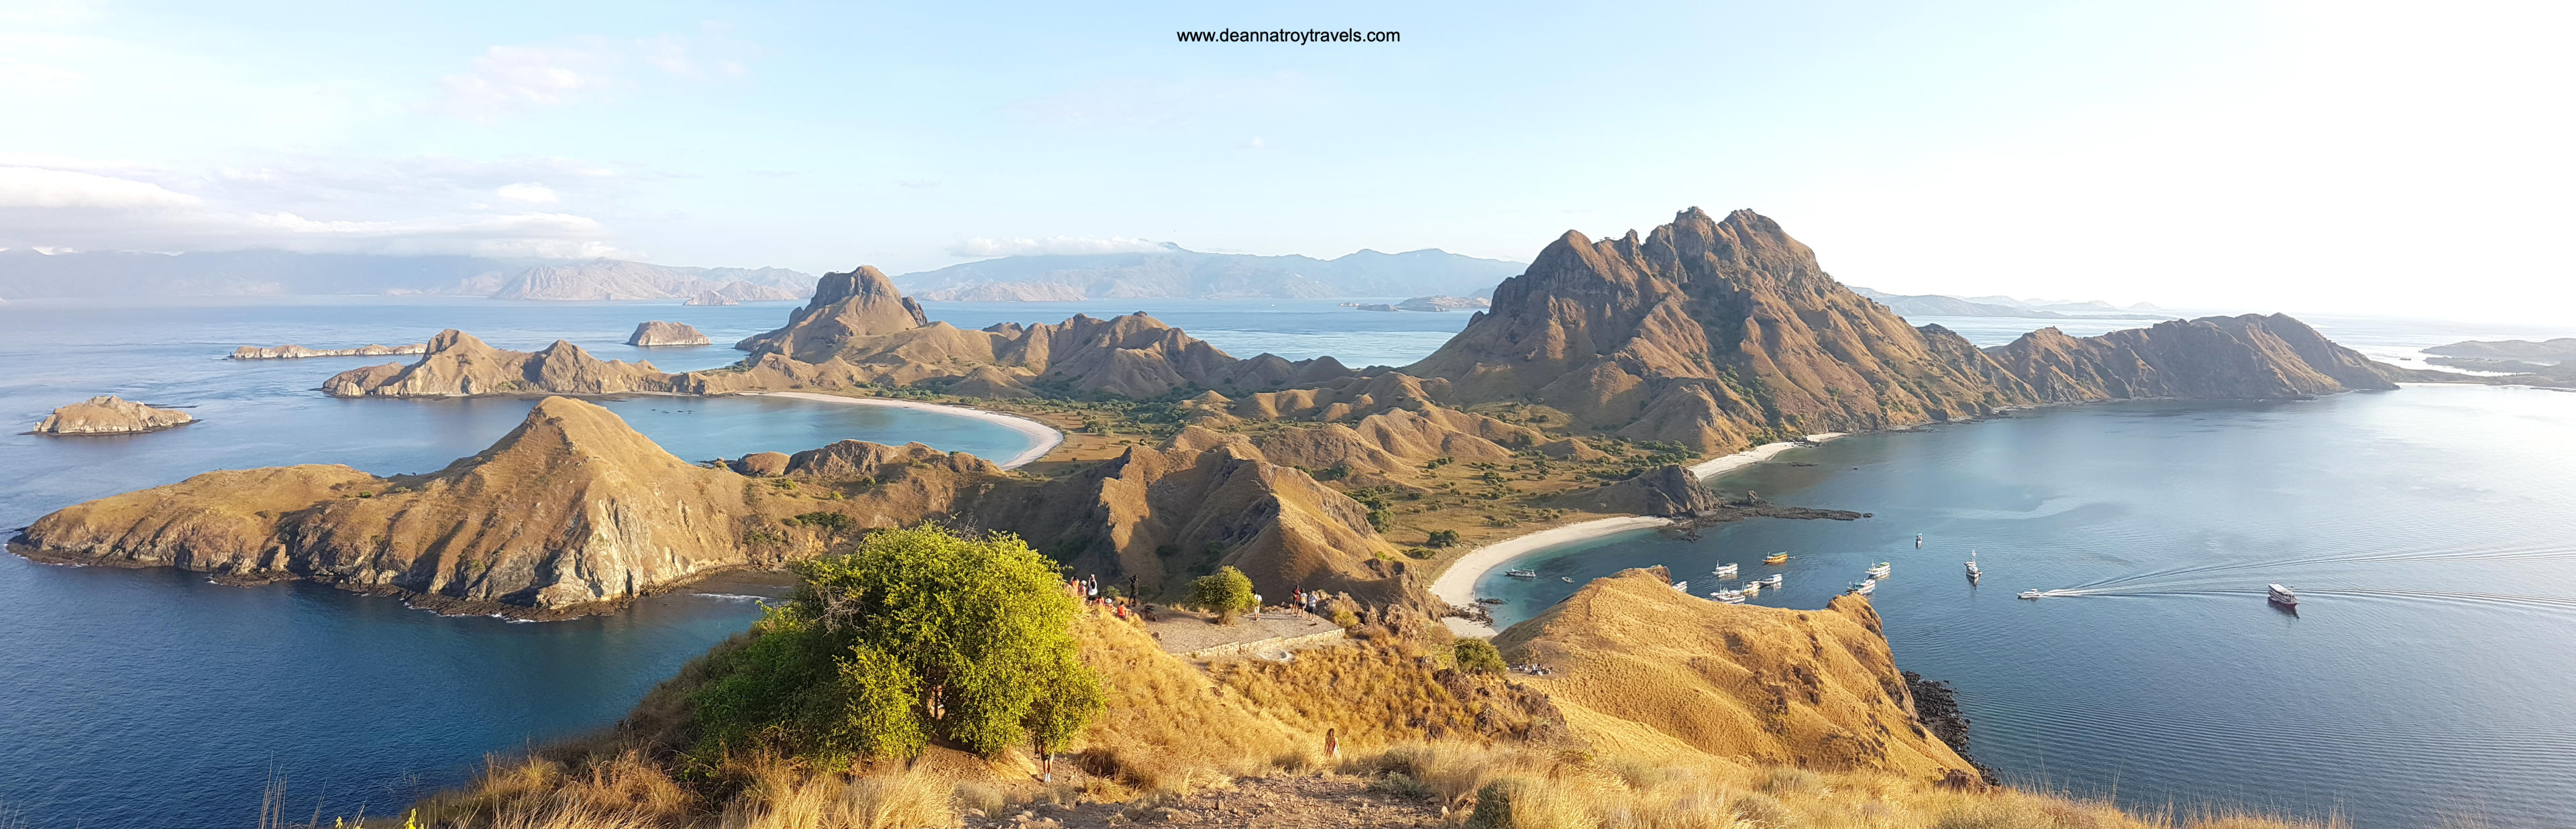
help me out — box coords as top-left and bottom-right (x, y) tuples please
(1454, 639), (1507, 674)
(1425, 529), (1461, 549)
(690, 524), (1100, 762)
(1188, 565), (1259, 622)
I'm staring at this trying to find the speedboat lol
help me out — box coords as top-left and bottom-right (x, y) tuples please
(1762, 574), (1783, 588)
(1712, 563), (1739, 579)
(1763, 552), (1790, 565)
(2018, 589), (2044, 600)
(1848, 580), (1876, 596)
(1504, 569), (1538, 579)
(1866, 562), (1892, 578)
(2267, 584), (2298, 606)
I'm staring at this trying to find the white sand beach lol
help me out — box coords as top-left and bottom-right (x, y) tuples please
(1431, 433), (1849, 637)
(752, 392), (1065, 469)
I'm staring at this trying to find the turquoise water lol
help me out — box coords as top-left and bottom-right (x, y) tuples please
(1475, 384), (2576, 828)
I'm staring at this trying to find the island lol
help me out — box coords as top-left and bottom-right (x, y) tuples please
(15, 207), (2422, 829)
(625, 321), (711, 347)
(680, 290), (738, 306)
(228, 342), (429, 360)
(31, 395), (194, 435)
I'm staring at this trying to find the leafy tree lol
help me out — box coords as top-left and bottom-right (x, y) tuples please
(690, 525), (1099, 762)
(1425, 529), (1461, 549)
(1188, 565), (1258, 622)
(1454, 639), (1507, 675)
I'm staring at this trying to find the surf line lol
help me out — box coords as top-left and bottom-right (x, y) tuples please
(749, 392), (1066, 469)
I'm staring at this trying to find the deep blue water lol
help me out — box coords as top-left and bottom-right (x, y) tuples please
(1476, 384), (2576, 828)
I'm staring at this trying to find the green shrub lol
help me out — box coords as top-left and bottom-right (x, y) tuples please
(1453, 639), (1507, 675)
(689, 525), (1099, 763)
(1425, 529), (1461, 549)
(790, 512), (855, 534)
(1188, 566), (1258, 622)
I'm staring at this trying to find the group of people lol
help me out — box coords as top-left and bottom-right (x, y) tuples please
(1067, 573), (1144, 620)
(1289, 587), (1337, 616)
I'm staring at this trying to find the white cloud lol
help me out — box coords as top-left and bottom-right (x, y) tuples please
(896, 178), (939, 189)
(946, 235), (1165, 257)
(0, 166), (199, 208)
(494, 182), (559, 203)
(439, 40), (623, 119)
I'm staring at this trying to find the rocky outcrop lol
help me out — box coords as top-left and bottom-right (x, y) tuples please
(32, 396), (195, 435)
(323, 330), (676, 398)
(1495, 567), (1974, 777)
(1984, 315), (2409, 402)
(1395, 295), (1489, 312)
(230, 343), (428, 360)
(730, 451), (790, 476)
(682, 291), (739, 307)
(9, 398), (998, 616)
(626, 321), (711, 347)
(1548, 464), (1722, 516)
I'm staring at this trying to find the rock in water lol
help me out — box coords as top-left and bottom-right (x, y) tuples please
(682, 291), (739, 307)
(32, 396), (194, 435)
(627, 321), (712, 347)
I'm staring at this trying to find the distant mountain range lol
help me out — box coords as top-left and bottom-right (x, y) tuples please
(0, 250), (812, 302)
(896, 243), (1523, 300)
(1847, 286), (2162, 320)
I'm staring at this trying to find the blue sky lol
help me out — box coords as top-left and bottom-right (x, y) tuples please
(2, 0), (2568, 321)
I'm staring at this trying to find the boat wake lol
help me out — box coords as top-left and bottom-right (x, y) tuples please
(2053, 542), (2576, 594)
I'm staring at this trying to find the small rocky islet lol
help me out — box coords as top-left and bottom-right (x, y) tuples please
(30, 396), (195, 436)
(625, 320), (712, 347)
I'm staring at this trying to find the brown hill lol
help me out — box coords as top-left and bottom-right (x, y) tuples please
(1986, 314), (2410, 401)
(1405, 208), (2035, 452)
(1493, 567), (1972, 777)
(323, 330), (677, 397)
(32, 395), (196, 435)
(10, 398), (998, 616)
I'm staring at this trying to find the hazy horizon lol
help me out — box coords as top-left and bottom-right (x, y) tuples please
(3, 1), (2568, 324)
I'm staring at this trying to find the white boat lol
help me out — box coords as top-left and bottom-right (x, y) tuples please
(1848, 580), (1876, 596)
(1965, 551), (1980, 579)
(1505, 569), (1538, 579)
(1560, 576), (1573, 583)
(1916, 533), (1924, 548)
(2018, 589), (2044, 600)
(1762, 574), (1783, 588)
(2267, 584), (2298, 606)
(1741, 581), (1763, 595)
(1712, 563), (1739, 579)
(1672, 580), (1688, 593)
(1866, 562), (1892, 578)
(1710, 589), (1747, 604)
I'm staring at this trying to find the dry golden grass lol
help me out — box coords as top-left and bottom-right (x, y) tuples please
(1063, 610), (1301, 793)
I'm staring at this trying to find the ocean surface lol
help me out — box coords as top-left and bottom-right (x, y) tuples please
(1475, 384), (2576, 828)
(0, 294), (2569, 827)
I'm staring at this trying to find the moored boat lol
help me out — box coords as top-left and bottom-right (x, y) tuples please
(1672, 580), (1689, 593)
(1965, 551), (1980, 579)
(1710, 588), (1747, 603)
(1505, 568), (1538, 579)
(1866, 561), (1892, 578)
(1848, 580), (1876, 596)
(1763, 552), (1790, 565)
(2267, 583), (2298, 606)
(1762, 574), (1783, 588)
(1712, 563), (1739, 579)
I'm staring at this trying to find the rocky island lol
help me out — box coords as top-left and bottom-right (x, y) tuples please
(624, 321), (710, 347)
(30, 396), (195, 435)
(229, 342), (429, 360)
(680, 290), (737, 306)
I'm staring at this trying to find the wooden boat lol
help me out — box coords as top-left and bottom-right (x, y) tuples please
(1763, 552), (1790, 565)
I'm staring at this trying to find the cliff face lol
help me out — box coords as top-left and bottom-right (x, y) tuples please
(32, 396), (195, 435)
(9, 398), (995, 615)
(1494, 567), (1973, 777)
(1407, 209), (2035, 452)
(1985, 314), (2406, 401)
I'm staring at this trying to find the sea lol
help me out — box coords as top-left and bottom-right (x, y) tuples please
(0, 295), (2569, 828)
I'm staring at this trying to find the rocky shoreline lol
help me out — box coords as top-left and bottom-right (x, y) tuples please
(1906, 669), (1998, 785)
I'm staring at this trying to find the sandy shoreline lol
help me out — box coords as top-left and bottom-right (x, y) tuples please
(1432, 433), (1847, 637)
(750, 392), (1065, 469)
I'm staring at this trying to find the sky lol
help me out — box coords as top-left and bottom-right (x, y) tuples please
(1, 0), (2569, 322)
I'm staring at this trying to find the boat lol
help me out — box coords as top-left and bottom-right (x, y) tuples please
(1866, 562), (1892, 578)
(1964, 551), (1980, 579)
(1741, 580), (1762, 595)
(1504, 569), (1538, 579)
(1712, 563), (1739, 579)
(2018, 589), (2044, 600)
(1915, 533), (1924, 549)
(1710, 589), (1747, 604)
(1848, 580), (1876, 596)
(1560, 576), (1572, 582)
(1672, 580), (1688, 593)
(2267, 584), (2298, 606)
(1763, 552), (1790, 565)
(1762, 574), (1783, 588)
